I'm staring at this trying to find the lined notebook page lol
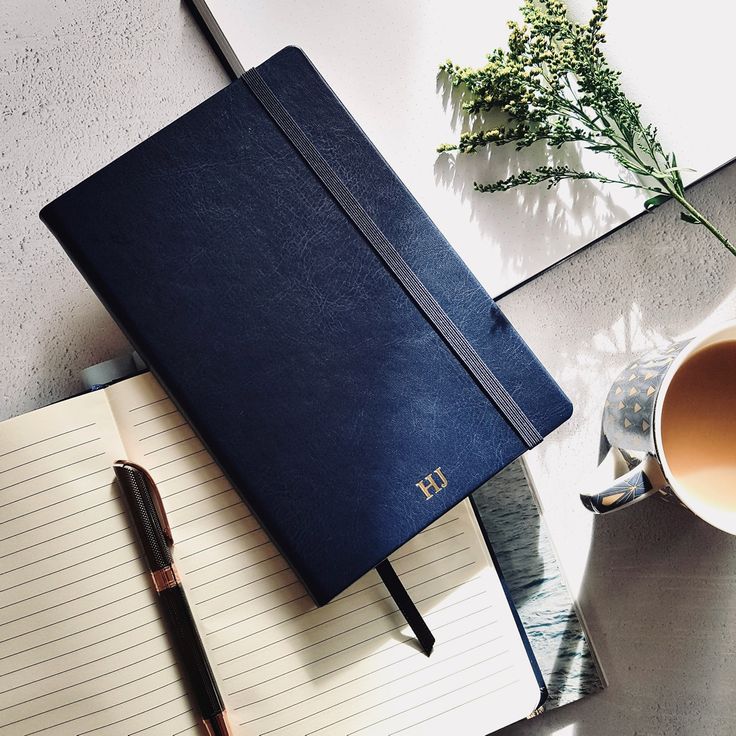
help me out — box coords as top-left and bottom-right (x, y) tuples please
(108, 373), (541, 735)
(0, 392), (200, 736)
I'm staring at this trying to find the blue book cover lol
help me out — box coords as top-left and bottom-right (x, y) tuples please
(40, 46), (571, 605)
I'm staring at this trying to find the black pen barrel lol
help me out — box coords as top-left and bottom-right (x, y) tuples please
(114, 462), (231, 735)
(158, 584), (225, 720)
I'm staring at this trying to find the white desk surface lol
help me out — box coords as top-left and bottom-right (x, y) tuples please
(3, 1), (736, 734)
(202, 0), (736, 298)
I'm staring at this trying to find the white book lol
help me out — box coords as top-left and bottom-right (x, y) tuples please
(188, 0), (736, 298)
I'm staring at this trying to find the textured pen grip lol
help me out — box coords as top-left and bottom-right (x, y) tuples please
(159, 585), (225, 720)
(114, 464), (172, 570)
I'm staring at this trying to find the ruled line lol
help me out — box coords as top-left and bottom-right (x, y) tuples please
(0, 423), (95, 460)
(219, 574), (481, 672)
(212, 546), (471, 653)
(177, 514), (251, 544)
(340, 666), (516, 736)
(1, 655), (174, 713)
(171, 724), (201, 736)
(0, 388), (201, 736)
(0, 481), (110, 528)
(0, 496), (117, 545)
(12, 665), (175, 724)
(198, 530), (462, 636)
(206, 583), (308, 638)
(157, 461), (217, 485)
(226, 599), (492, 697)
(249, 638), (506, 731)
(0, 510), (126, 560)
(390, 679), (520, 735)
(132, 409), (179, 427)
(0, 466), (109, 511)
(128, 396), (169, 412)
(0, 633), (166, 694)
(416, 516), (459, 535)
(148, 448), (206, 471)
(0, 452), (106, 493)
(188, 550), (280, 590)
(74, 693), (187, 736)
(178, 526), (262, 559)
(27, 682), (185, 735)
(161, 473), (225, 500)
(173, 501), (242, 529)
(1, 611), (157, 676)
(139, 421), (187, 441)
(397, 545), (470, 577)
(197, 565), (292, 611)
(142, 435), (196, 456)
(1, 620), (161, 678)
(234, 618), (495, 706)
(184, 538), (271, 574)
(0, 533), (131, 581)
(227, 586), (404, 662)
(297, 659), (510, 736)
(168, 487), (232, 514)
(0, 437), (100, 475)
(0, 376), (522, 736)
(391, 531), (465, 562)
(128, 708), (194, 736)
(209, 578), (396, 643)
(0, 587), (147, 644)
(0, 555), (138, 611)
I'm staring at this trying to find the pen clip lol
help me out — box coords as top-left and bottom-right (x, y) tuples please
(114, 461), (173, 546)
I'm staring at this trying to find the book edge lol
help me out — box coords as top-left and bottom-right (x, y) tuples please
(518, 456), (609, 690)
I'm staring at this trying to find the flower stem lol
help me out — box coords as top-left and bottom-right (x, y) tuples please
(662, 183), (736, 257)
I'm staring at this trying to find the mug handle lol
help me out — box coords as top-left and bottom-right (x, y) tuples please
(580, 453), (664, 514)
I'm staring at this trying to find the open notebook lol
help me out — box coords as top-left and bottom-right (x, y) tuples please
(0, 373), (545, 736)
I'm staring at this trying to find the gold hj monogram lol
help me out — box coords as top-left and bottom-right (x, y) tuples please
(416, 467), (448, 500)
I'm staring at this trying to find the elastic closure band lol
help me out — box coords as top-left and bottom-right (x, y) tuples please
(242, 67), (543, 449)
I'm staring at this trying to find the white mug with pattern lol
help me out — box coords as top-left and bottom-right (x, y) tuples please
(580, 320), (736, 534)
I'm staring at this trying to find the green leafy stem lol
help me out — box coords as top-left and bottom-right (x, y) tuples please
(438, 0), (734, 257)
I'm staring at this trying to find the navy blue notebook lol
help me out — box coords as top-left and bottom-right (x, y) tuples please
(40, 46), (572, 605)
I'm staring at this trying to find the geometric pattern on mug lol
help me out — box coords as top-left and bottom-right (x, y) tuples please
(580, 469), (653, 514)
(604, 341), (688, 453)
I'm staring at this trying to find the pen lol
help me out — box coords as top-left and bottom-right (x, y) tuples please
(113, 461), (233, 736)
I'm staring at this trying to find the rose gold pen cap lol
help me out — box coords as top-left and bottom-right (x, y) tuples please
(203, 712), (234, 736)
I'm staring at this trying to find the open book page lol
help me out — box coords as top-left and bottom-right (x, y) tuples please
(0, 391), (201, 736)
(107, 373), (542, 735)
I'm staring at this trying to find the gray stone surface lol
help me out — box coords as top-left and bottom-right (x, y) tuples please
(497, 164), (736, 736)
(1, 0), (227, 418)
(3, 2), (736, 734)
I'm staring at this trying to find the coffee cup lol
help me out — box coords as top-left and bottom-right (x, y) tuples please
(580, 320), (736, 534)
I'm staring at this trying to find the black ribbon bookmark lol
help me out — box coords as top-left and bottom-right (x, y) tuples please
(376, 559), (435, 656)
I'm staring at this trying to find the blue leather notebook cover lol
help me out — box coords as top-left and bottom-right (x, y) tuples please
(40, 46), (572, 605)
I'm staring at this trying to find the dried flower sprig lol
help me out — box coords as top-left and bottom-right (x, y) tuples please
(438, 0), (734, 256)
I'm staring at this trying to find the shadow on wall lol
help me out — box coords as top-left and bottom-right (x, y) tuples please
(532, 161), (736, 442)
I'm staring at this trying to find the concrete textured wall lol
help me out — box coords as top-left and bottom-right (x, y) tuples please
(3, 2), (736, 735)
(1, 0), (227, 417)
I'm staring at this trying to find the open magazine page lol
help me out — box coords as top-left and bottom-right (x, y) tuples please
(473, 461), (605, 709)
